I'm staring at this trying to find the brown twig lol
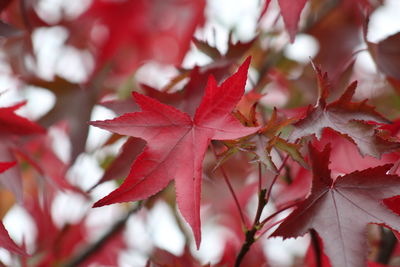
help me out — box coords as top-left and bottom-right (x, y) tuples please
(235, 153), (290, 267)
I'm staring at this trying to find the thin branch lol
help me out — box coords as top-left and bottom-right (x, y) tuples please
(252, 189), (267, 226)
(235, 201), (297, 267)
(235, 152), (291, 267)
(259, 201), (297, 226)
(210, 143), (246, 226)
(255, 201), (298, 240)
(62, 202), (142, 267)
(234, 227), (257, 267)
(265, 153), (290, 205)
(255, 218), (285, 239)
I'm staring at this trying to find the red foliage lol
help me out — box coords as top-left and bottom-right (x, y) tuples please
(90, 58), (259, 247)
(0, 0), (399, 266)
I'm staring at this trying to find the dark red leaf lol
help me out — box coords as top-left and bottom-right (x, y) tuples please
(273, 143), (400, 267)
(290, 67), (400, 158)
(0, 101), (45, 136)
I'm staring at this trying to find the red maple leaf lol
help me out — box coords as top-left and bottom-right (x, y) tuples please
(272, 143), (400, 267)
(290, 66), (400, 158)
(77, 0), (205, 73)
(92, 61), (238, 189)
(90, 58), (259, 247)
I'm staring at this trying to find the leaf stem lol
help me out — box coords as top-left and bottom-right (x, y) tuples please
(211, 143), (246, 227)
(255, 218), (285, 239)
(252, 189), (267, 226)
(259, 201), (297, 226)
(255, 201), (298, 239)
(265, 153), (290, 205)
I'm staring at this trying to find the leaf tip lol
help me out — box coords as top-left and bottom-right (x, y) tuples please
(0, 161), (16, 174)
(92, 199), (107, 208)
(310, 62), (330, 107)
(92, 194), (115, 208)
(88, 120), (105, 128)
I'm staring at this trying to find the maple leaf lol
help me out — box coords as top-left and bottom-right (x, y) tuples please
(93, 62), (237, 188)
(78, 0), (205, 72)
(312, 128), (399, 175)
(272, 143), (400, 267)
(303, 232), (388, 267)
(289, 66), (400, 158)
(90, 58), (259, 247)
(310, 0), (377, 77)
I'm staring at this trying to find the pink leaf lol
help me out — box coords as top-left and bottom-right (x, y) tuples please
(278, 0), (308, 42)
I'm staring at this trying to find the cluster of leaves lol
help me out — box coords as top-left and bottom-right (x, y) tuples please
(1, 0), (400, 266)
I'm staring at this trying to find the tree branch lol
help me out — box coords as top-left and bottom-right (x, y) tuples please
(62, 202), (142, 267)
